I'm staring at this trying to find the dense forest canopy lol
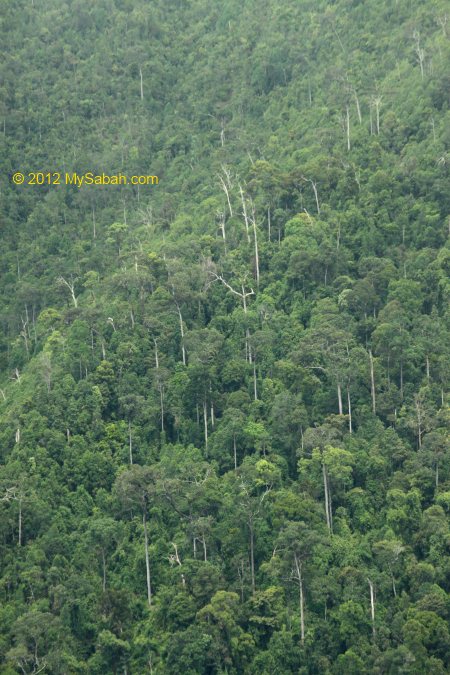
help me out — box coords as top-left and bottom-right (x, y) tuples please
(0, 0), (449, 672)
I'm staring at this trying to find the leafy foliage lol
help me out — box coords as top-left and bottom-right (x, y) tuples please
(0, 0), (449, 672)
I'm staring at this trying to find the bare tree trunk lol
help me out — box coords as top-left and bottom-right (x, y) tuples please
(369, 350), (376, 414)
(323, 464), (331, 533)
(414, 36), (425, 80)
(250, 200), (260, 288)
(18, 499), (22, 546)
(372, 96), (382, 135)
(219, 167), (233, 217)
(249, 520), (255, 594)
(203, 400), (208, 453)
(347, 385), (353, 434)
(311, 180), (320, 215)
(391, 570), (396, 598)
(128, 421), (133, 465)
(239, 184), (251, 243)
(139, 66), (144, 100)
(242, 287), (247, 314)
(175, 303), (186, 365)
(415, 396), (424, 449)
(143, 510), (152, 606)
(210, 273), (254, 315)
(328, 479), (333, 533)
(153, 338), (159, 369)
(253, 360), (258, 401)
(346, 105), (351, 151)
(58, 276), (78, 308)
(368, 578), (376, 639)
(160, 386), (164, 432)
(400, 360), (404, 400)
(353, 88), (362, 124)
(294, 554), (305, 645)
(337, 382), (343, 415)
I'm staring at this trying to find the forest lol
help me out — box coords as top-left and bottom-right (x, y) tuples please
(0, 0), (449, 672)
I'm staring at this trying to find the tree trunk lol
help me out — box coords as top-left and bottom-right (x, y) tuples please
(239, 184), (251, 243)
(250, 204), (260, 288)
(311, 181), (320, 215)
(249, 519), (255, 594)
(328, 478), (333, 533)
(219, 172), (233, 218)
(143, 510), (152, 606)
(346, 105), (351, 151)
(18, 498), (22, 546)
(139, 66), (144, 100)
(294, 553), (305, 645)
(322, 464), (331, 533)
(369, 350), (376, 414)
(245, 328), (251, 362)
(210, 382), (215, 428)
(353, 88), (362, 124)
(337, 382), (343, 415)
(203, 400), (208, 453)
(347, 385), (353, 434)
(153, 339), (159, 369)
(175, 304), (186, 365)
(160, 386), (164, 432)
(368, 578), (376, 639)
(128, 421), (133, 465)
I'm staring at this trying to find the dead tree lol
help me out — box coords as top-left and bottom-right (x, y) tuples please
(239, 183), (252, 243)
(370, 95), (383, 135)
(57, 276), (79, 308)
(413, 31), (425, 80)
(210, 273), (255, 314)
(301, 176), (320, 215)
(218, 165), (234, 218)
(249, 199), (260, 288)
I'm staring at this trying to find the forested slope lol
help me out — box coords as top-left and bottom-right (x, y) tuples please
(0, 0), (449, 672)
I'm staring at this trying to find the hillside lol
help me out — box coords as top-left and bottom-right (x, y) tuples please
(0, 0), (449, 673)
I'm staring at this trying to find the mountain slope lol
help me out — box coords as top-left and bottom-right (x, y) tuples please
(0, 0), (449, 673)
